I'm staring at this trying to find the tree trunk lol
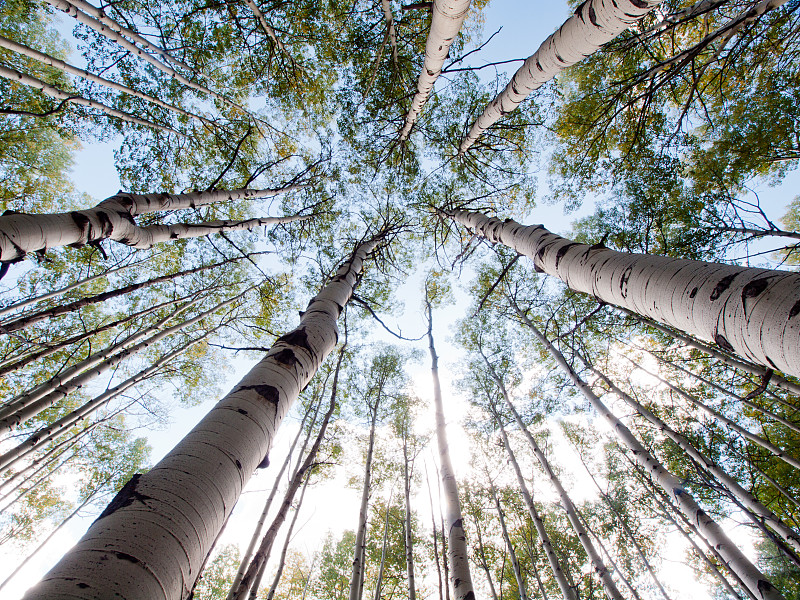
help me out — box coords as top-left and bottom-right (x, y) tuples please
(372, 486), (395, 600)
(21, 231), (382, 600)
(0, 64), (182, 135)
(492, 411), (576, 600)
(424, 460), (445, 600)
(447, 209), (800, 379)
(243, 0), (294, 64)
(0, 34), (213, 127)
(587, 360), (800, 558)
(0, 290), (244, 434)
(459, 0), (664, 152)
(399, 0), (471, 140)
(426, 300), (476, 600)
(0, 187), (306, 262)
(490, 484), (529, 600)
(513, 302), (784, 600)
(403, 432), (417, 600)
(619, 352), (800, 471)
(349, 398), (380, 600)
(0, 253), (248, 333)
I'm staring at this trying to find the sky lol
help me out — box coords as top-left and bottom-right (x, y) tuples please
(1, 0), (797, 598)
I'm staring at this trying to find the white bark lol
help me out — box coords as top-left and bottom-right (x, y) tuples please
(42, 0), (263, 123)
(21, 233), (380, 600)
(0, 330), (212, 475)
(617, 352), (800, 472)
(494, 415), (576, 600)
(0, 186), (304, 262)
(491, 485), (528, 600)
(589, 364), (800, 557)
(426, 303), (475, 600)
(0, 290), (244, 434)
(402, 433), (417, 600)
(458, 0), (664, 153)
(0, 34), (213, 127)
(514, 305), (784, 600)
(496, 371), (624, 600)
(0, 64), (181, 135)
(381, 0), (399, 67)
(399, 0), (471, 140)
(243, 0), (294, 64)
(448, 209), (800, 380)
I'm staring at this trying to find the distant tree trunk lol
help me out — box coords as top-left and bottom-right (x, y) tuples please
(22, 231), (383, 600)
(227, 384), (327, 600)
(373, 487), (395, 600)
(243, 0), (295, 64)
(0, 253), (247, 333)
(491, 409), (576, 600)
(472, 514), (499, 600)
(447, 209), (800, 379)
(512, 302), (784, 600)
(426, 299), (476, 600)
(399, 0), (472, 140)
(620, 353), (800, 471)
(0, 289), (245, 434)
(0, 328), (216, 475)
(403, 432), (418, 600)
(424, 460), (445, 600)
(459, 0), (664, 152)
(490, 484), (529, 600)
(349, 391), (381, 600)
(0, 289), (204, 378)
(586, 358), (800, 559)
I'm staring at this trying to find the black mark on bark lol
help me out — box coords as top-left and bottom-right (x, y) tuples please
(789, 298), (800, 320)
(689, 287), (698, 299)
(741, 277), (772, 302)
(277, 328), (311, 352)
(273, 348), (298, 368)
(555, 243), (578, 269)
(710, 273), (738, 301)
(238, 384), (280, 406)
(96, 474), (150, 521)
(714, 333), (735, 353)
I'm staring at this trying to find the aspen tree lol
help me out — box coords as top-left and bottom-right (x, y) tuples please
(511, 301), (784, 600)
(400, 0), (471, 140)
(21, 229), (384, 600)
(0, 186), (307, 263)
(459, 0), (664, 152)
(425, 292), (476, 600)
(446, 209), (800, 379)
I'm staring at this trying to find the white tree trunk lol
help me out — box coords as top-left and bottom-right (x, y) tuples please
(0, 187), (304, 262)
(514, 306), (784, 600)
(0, 290), (243, 434)
(21, 233), (380, 600)
(459, 0), (664, 153)
(494, 415), (576, 600)
(0, 64), (181, 135)
(0, 34), (213, 127)
(426, 303), (476, 600)
(243, 0), (294, 63)
(399, 0), (471, 140)
(589, 363), (800, 557)
(381, 0), (399, 66)
(42, 0), (264, 123)
(491, 485), (528, 600)
(448, 209), (800, 379)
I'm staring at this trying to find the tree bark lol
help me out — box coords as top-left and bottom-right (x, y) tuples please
(0, 64), (181, 135)
(447, 209), (800, 379)
(512, 303), (784, 600)
(459, 0), (664, 152)
(0, 187), (305, 262)
(402, 431), (417, 600)
(21, 231), (382, 600)
(0, 34), (213, 127)
(490, 484), (529, 600)
(426, 300), (476, 600)
(399, 0), (471, 140)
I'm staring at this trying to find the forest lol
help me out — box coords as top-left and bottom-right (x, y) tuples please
(0, 0), (799, 599)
